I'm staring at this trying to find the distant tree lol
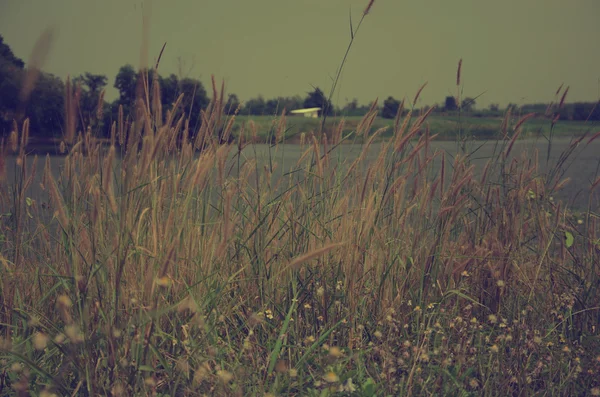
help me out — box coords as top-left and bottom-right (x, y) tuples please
(114, 65), (138, 108)
(277, 95), (303, 113)
(572, 102), (600, 121)
(265, 98), (280, 115)
(74, 72), (108, 128)
(342, 98), (363, 116)
(444, 96), (458, 111)
(461, 97), (475, 112)
(243, 96), (266, 115)
(225, 93), (240, 115)
(178, 77), (209, 130)
(489, 103), (499, 112)
(0, 34), (24, 69)
(159, 73), (179, 109)
(26, 72), (65, 137)
(382, 96), (401, 119)
(303, 87), (333, 116)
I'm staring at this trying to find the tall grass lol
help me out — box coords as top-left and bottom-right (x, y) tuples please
(2, 8), (600, 397)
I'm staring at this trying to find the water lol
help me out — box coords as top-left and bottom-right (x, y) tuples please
(3, 137), (600, 214)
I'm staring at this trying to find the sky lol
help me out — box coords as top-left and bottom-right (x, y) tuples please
(0, 0), (599, 108)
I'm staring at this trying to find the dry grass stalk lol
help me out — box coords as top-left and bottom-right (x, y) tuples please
(363, 0), (375, 16)
(284, 242), (346, 273)
(18, 28), (55, 107)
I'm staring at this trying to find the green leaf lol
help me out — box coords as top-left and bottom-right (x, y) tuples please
(138, 365), (155, 372)
(362, 378), (376, 396)
(564, 231), (574, 248)
(26, 197), (32, 206)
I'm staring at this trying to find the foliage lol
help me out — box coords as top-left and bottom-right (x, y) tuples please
(381, 96), (401, 119)
(303, 87), (333, 116)
(461, 96), (476, 112)
(444, 96), (458, 111)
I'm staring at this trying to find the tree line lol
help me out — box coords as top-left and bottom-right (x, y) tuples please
(1, 35), (598, 140)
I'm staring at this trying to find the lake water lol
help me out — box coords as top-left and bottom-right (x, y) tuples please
(3, 138), (600, 213)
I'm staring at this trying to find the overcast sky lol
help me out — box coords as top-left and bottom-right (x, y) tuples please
(1, 0), (599, 108)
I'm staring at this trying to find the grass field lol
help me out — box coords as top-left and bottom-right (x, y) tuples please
(1, 82), (600, 395)
(231, 114), (596, 144)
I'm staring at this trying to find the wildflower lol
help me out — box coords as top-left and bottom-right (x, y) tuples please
(427, 303), (435, 309)
(488, 314), (498, 324)
(304, 335), (316, 345)
(461, 270), (470, 277)
(469, 378), (479, 388)
(217, 369), (234, 383)
(490, 345), (499, 353)
(317, 286), (325, 296)
(289, 368), (298, 377)
(336, 281), (343, 290)
(33, 332), (49, 350)
(156, 276), (171, 287)
(56, 295), (72, 308)
(562, 346), (570, 353)
(374, 330), (383, 339)
(329, 346), (343, 358)
(265, 309), (274, 320)
(144, 377), (157, 387)
(339, 377), (357, 392)
(414, 306), (422, 312)
(591, 387), (600, 396)
(496, 280), (505, 287)
(65, 325), (84, 343)
(303, 303), (312, 309)
(323, 371), (339, 383)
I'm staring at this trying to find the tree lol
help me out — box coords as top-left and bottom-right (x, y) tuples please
(444, 96), (457, 111)
(159, 73), (179, 108)
(382, 96), (401, 119)
(243, 96), (266, 115)
(114, 64), (138, 108)
(489, 103), (499, 112)
(303, 87), (333, 116)
(264, 99), (280, 115)
(74, 72), (108, 128)
(178, 77), (209, 130)
(0, 34), (24, 69)
(225, 93), (240, 115)
(461, 97), (476, 112)
(26, 72), (65, 137)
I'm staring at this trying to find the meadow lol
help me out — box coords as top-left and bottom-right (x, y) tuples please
(1, 75), (600, 396)
(231, 114), (593, 144)
(1, 1), (600, 394)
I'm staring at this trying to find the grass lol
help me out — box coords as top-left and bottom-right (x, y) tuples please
(231, 114), (594, 144)
(0, 78), (599, 396)
(1, 2), (600, 394)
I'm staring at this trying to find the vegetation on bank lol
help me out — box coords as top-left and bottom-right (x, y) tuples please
(1, 34), (599, 142)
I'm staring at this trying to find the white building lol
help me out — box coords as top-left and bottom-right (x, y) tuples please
(290, 107), (321, 118)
